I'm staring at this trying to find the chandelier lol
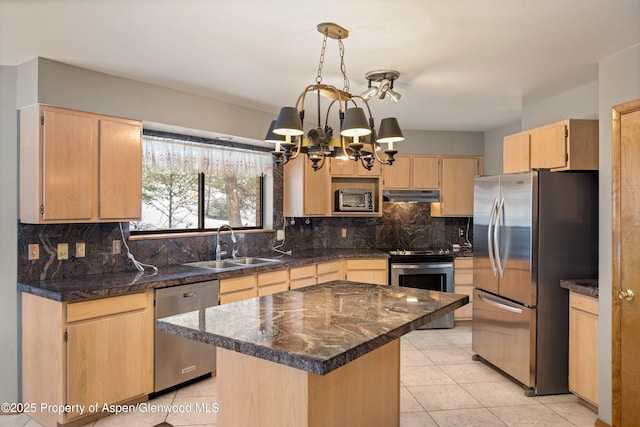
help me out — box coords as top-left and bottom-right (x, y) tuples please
(265, 22), (404, 171)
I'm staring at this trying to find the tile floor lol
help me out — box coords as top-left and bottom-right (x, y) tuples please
(3, 325), (598, 427)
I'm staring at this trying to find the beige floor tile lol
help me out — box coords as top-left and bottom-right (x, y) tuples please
(92, 393), (174, 427)
(401, 349), (434, 367)
(400, 411), (438, 427)
(489, 404), (575, 426)
(165, 396), (217, 427)
(421, 346), (475, 365)
(401, 386), (426, 412)
(408, 384), (483, 411)
(174, 376), (217, 399)
(401, 365), (455, 387)
(462, 381), (541, 407)
(0, 413), (33, 426)
(439, 361), (511, 384)
(545, 401), (598, 427)
(428, 407), (507, 426)
(404, 332), (458, 350)
(401, 336), (419, 351)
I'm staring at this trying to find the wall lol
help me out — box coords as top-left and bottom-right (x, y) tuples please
(597, 42), (640, 425)
(400, 129), (484, 156)
(483, 120), (521, 175)
(0, 65), (18, 402)
(522, 81), (599, 129)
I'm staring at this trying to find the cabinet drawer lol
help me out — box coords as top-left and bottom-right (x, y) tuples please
(258, 270), (289, 287)
(258, 283), (290, 296)
(220, 288), (257, 304)
(454, 258), (473, 269)
(317, 260), (341, 275)
(454, 269), (473, 285)
(453, 285), (474, 320)
(290, 276), (317, 290)
(345, 259), (387, 270)
(290, 264), (317, 280)
(569, 292), (598, 315)
(220, 275), (257, 294)
(67, 292), (148, 323)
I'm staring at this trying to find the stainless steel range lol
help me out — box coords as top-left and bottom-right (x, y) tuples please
(388, 250), (455, 329)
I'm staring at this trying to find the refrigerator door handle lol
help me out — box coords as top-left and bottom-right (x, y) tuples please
(487, 197), (499, 276)
(494, 197), (505, 277)
(477, 292), (522, 314)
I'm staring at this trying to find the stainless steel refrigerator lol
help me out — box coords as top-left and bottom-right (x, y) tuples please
(472, 170), (598, 396)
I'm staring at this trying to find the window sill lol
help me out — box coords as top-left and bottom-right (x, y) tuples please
(129, 228), (275, 241)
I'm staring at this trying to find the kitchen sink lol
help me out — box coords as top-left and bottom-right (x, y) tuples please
(183, 257), (282, 271)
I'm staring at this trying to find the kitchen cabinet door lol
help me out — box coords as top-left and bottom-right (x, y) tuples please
(99, 118), (142, 220)
(382, 155), (411, 189)
(432, 157), (481, 217)
(289, 264), (318, 289)
(67, 307), (152, 410)
(220, 275), (258, 303)
(413, 156), (440, 189)
(317, 260), (342, 283)
(568, 292), (598, 407)
(453, 257), (474, 321)
(345, 259), (388, 285)
(283, 155), (331, 216)
(529, 119), (598, 171)
(258, 270), (289, 296)
(503, 132), (530, 174)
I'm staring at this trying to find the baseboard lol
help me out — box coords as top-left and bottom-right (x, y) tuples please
(595, 418), (612, 427)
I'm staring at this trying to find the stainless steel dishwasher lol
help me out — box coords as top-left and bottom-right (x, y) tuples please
(155, 280), (219, 392)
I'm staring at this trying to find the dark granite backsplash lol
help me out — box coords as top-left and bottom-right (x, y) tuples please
(17, 164), (472, 281)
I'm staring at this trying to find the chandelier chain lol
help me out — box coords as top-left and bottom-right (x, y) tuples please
(316, 34), (327, 84)
(338, 39), (350, 93)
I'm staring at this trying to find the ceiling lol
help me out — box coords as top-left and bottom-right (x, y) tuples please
(1, 0), (639, 133)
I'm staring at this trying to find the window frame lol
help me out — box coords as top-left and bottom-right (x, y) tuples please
(130, 129), (271, 236)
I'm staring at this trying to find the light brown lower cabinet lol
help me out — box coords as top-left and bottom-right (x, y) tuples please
(258, 270), (289, 296)
(289, 264), (318, 290)
(317, 260), (342, 283)
(21, 291), (154, 427)
(219, 274), (258, 304)
(344, 259), (388, 285)
(568, 291), (599, 407)
(453, 257), (474, 321)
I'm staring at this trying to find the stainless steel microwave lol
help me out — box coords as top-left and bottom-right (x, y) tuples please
(335, 189), (375, 212)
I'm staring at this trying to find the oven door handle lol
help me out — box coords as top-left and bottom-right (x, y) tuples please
(391, 263), (454, 269)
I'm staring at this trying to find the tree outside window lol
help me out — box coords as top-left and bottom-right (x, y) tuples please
(131, 132), (271, 233)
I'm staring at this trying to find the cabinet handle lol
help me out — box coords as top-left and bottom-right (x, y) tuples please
(618, 289), (635, 301)
(183, 292), (197, 298)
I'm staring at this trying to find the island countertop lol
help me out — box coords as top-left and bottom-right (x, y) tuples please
(157, 280), (468, 375)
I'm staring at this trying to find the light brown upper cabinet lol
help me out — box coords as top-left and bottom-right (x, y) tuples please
(431, 156), (483, 217)
(19, 105), (142, 223)
(382, 154), (439, 190)
(503, 132), (530, 173)
(502, 119), (598, 174)
(329, 157), (382, 177)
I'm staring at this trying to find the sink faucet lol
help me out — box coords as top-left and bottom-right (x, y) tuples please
(216, 224), (238, 261)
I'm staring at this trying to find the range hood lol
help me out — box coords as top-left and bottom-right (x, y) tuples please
(382, 189), (440, 203)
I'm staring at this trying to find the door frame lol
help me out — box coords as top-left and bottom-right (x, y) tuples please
(611, 98), (640, 427)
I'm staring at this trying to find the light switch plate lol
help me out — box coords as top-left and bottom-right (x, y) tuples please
(76, 242), (86, 258)
(28, 244), (39, 260)
(57, 243), (69, 260)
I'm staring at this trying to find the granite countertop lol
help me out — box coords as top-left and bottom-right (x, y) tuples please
(156, 280), (469, 375)
(560, 279), (598, 298)
(17, 248), (389, 302)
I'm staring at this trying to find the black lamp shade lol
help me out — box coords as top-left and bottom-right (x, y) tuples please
(377, 117), (404, 143)
(341, 107), (372, 137)
(265, 120), (286, 143)
(273, 107), (304, 136)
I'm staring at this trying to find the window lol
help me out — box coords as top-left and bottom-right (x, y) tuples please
(131, 131), (272, 234)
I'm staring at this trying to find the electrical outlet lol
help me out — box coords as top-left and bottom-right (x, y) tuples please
(341, 228), (347, 238)
(76, 242), (86, 258)
(57, 243), (69, 260)
(28, 244), (39, 260)
(112, 240), (122, 255)
(276, 229), (285, 241)
(459, 228), (465, 237)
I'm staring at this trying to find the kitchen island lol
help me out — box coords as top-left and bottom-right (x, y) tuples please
(157, 280), (468, 427)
